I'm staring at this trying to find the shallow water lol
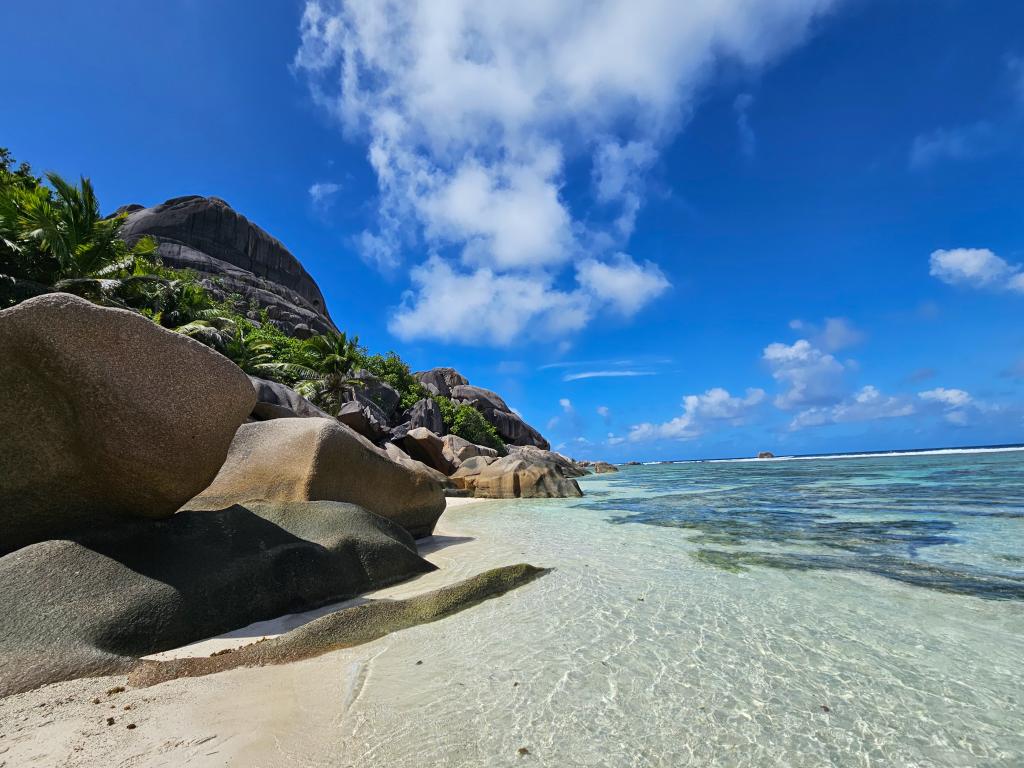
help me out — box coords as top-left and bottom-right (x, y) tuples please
(336, 450), (1024, 767)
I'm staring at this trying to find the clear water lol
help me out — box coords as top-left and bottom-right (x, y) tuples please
(334, 450), (1024, 767)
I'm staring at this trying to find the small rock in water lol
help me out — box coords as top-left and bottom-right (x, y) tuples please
(820, 705), (831, 713)
(513, 682), (519, 687)
(126, 723), (137, 730)
(416, 660), (423, 665)
(517, 747), (530, 756)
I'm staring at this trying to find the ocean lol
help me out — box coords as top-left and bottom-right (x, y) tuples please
(333, 448), (1024, 766)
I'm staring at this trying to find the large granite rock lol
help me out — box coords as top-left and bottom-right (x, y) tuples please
(451, 452), (583, 499)
(449, 383), (549, 449)
(337, 399), (390, 442)
(0, 500), (433, 696)
(183, 418), (445, 538)
(118, 196), (336, 336)
(593, 461), (619, 474)
(249, 376), (331, 420)
(442, 434), (500, 467)
(507, 445), (588, 477)
(384, 443), (451, 486)
(399, 427), (457, 476)
(414, 367), (469, 397)
(350, 370), (401, 420)
(408, 397), (444, 435)
(0, 294), (255, 555)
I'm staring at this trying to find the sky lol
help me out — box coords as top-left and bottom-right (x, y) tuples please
(2, 0), (1023, 461)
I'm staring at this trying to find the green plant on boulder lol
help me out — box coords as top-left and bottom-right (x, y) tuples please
(359, 351), (430, 411)
(436, 395), (506, 453)
(267, 332), (365, 416)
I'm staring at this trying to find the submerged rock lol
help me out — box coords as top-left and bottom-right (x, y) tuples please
(0, 500), (433, 696)
(129, 563), (549, 687)
(183, 418), (445, 538)
(0, 293), (255, 555)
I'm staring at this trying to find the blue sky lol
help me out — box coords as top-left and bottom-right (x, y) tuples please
(3, 0), (1023, 460)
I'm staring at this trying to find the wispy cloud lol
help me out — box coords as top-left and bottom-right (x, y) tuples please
(308, 181), (341, 211)
(734, 93), (756, 158)
(563, 370), (656, 382)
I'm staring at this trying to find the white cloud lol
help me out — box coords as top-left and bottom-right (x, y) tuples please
(788, 317), (865, 351)
(789, 385), (914, 430)
(763, 339), (846, 409)
(576, 253), (670, 315)
(563, 370), (656, 382)
(388, 257), (590, 345)
(930, 248), (1024, 294)
(629, 387), (765, 441)
(596, 405), (610, 419)
(559, 398), (574, 413)
(918, 387), (971, 409)
(295, 0), (841, 342)
(308, 181), (342, 209)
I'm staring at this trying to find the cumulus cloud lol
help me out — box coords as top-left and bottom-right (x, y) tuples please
(789, 385), (914, 430)
(576, 254), (670, 315)
(295, 0), (840, 343)
(388, 257), (590, 344)
(559, 397), (574, 413)
(930, 248), (1024, 294)
(789, 317), (865, 351)
(629, 387), (765, 441)
(763, 339), (846, 409)
(919, 387), (977, 425)
(597, 405), (611, 420)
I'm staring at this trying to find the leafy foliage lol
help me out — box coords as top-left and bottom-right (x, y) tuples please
(359, 351), (430, 411)
(435, 395), (506, 453)
(263, 332), (365, 416)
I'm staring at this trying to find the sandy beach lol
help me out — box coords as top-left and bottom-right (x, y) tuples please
(0, 496), (509, 768)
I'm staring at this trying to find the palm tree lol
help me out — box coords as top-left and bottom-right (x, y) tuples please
(0, 173), (150, 284)
(217, 325), (278, 377)
(268, 332), (365, 415)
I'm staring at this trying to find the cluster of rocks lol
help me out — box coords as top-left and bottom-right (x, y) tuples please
(117, 196), (337, 337)
(0, 293), (578, 696)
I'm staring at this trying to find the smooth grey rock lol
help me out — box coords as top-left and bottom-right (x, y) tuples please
(414, 367), (468, 398)
(0, 294), (255, 556)
(507, 445), (588, 477)
(337, 399), (390, 443)
(384, 442), (451, 485)
(449, 384), (549, 449)
(351, 370), (401, 419)
(119, 196), (336, 336)
(249, 376), (331, 420)
(593, 461), (619, 474)
(0, 500), (434, 696)
(408, 397), (444, 435)
(451, 453), (583, 499)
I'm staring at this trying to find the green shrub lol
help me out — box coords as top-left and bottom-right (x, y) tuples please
(436, 395), (506, 453)
(360, 351), (430, 411)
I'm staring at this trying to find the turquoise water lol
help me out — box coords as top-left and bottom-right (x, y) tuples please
(335, 450), (1024, 767)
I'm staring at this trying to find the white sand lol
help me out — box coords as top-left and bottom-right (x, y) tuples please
(0, 496), (504, 767)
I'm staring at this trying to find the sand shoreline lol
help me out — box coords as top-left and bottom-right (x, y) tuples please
(0, 495), (505, 767)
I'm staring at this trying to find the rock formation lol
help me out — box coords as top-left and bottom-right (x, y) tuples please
(118, 196), (336, 336)
(451, 452), (583, 499)
(594, 462), (619, 474)
(250, 376), (331, 420)
(414, 367), (468, 397)
(0, 294), (255, 555)
(400, 427), (458, 476)
(757, 451), (775, 459)
(0, 500), (433, 696)
(183, 418), (446, 538)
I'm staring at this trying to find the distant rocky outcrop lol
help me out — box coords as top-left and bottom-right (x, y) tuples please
(118, 196), (336, 336)
(757, 451), (775, 459)
(451, 451), (583, 499)
(0, 500), (433, 697)
(0, 294), (255, 555)
(183, 418), (445, 538)
(594, 462), (619, 474)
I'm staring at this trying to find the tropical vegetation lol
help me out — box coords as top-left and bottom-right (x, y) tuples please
(0, 148), (505, 451)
